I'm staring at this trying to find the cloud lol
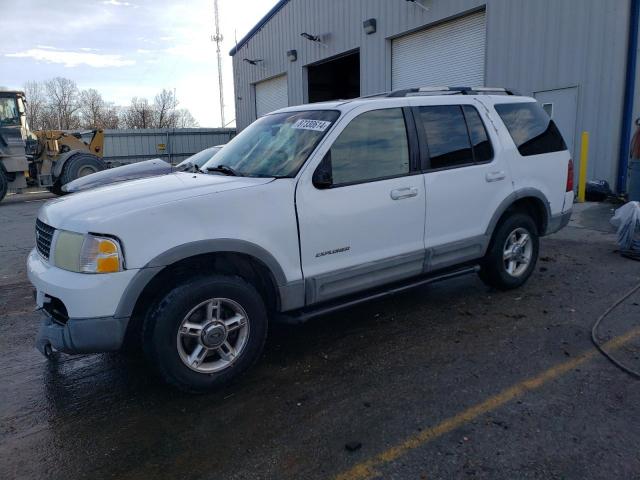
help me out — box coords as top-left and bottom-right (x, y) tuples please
(5, 49), (134, 68)
(102, 0), (134, 6)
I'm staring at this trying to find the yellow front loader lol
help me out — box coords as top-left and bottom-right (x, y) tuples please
(29, 129), (106, 194)
(0, 89), (107, 201)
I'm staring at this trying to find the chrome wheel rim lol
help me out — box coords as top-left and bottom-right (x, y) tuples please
(503, 227), (533, 278)
(176, 298), (250, 373)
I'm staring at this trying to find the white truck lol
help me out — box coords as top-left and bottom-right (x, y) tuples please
(28, 87), (573, 392)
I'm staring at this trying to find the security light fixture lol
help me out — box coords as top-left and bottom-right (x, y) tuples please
(243, 58), (263, 65)
(363, 18), (377, 35)
(287, 49), (298, 62)
(405, 0), (430, 13)
(301, 32), (321, 43)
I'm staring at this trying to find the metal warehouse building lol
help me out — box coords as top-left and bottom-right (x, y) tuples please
(230, 0), (640, 192)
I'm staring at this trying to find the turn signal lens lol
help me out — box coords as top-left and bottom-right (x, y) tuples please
(96, 255), (120, 273)
(98, 240), (117, 255)
(80, 236), (123, 273)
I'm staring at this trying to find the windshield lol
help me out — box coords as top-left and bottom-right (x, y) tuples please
(202, 110), (340, 177)
(176, 146), (222, 170)
(0, 97), (20, 127)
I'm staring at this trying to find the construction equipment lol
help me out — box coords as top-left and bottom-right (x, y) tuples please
(0, 89), (106, 202)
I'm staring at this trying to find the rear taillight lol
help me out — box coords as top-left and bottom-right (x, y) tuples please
(566, 159), (574, 192)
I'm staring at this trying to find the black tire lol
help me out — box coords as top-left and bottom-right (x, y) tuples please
(0, 168), (7, 202)
(479, 212), (539, 290)
(142, 275), (268, 393)
(47, 183), (64, 196)
(58, 153), (106, 190)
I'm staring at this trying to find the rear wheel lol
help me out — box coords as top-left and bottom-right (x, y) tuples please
(57, 153), (106, 194)
(142, 274), (268, 393)
(479, 213), (539, 290)
(0, 168), (7, 202)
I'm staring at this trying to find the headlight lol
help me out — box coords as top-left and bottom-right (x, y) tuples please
(53, 232), (124, 274)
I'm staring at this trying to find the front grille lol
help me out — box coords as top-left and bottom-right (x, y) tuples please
(35, 219), (55, 260)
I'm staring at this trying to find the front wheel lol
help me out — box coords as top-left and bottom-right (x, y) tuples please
(142, 275), (268, 393)
(479, 213), (539, 290)
(57, 153), (106, 193)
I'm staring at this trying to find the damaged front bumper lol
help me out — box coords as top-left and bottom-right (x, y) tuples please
(36, 310), (128, 356)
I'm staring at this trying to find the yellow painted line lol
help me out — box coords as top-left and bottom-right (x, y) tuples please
(334, 326), (640, 480)
(577, 131), (590, 203)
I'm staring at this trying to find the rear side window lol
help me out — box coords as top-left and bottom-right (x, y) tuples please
(418, 105), (473, 169)
(463, 106), (493, 163)
(495, 102), (567, 156)
(417, 105), (493, 169)
(329, 108), (410, 185)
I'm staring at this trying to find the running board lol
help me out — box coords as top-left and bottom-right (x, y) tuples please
(277, 265), (480, 324)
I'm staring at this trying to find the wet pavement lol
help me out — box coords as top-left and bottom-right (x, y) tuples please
(1, 198), (640, 480)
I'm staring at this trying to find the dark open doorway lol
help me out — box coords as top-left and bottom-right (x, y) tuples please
(307, 50), (360, 103)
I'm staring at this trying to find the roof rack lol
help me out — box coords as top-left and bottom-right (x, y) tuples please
(385, 86), (520, 98)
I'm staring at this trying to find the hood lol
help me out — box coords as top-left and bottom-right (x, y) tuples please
(62, 158), (172, 193)
(39, 172), (274, 232)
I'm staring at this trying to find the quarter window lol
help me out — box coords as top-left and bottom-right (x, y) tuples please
(328, 108), (410, 186)
(418, 105), (473, 170)
(494, 102), (567, 156)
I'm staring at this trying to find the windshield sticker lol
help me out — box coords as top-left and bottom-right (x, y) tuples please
(291, 119), (332, 132)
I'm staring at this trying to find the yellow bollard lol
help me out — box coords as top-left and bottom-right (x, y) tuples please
(577, 132), (589, 203)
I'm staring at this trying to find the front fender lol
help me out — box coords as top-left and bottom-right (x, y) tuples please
(114, 239), (306, 318)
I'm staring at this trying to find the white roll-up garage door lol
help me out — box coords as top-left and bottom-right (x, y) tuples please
(392, 11), (486, 90)
(255, 75), (289, 117)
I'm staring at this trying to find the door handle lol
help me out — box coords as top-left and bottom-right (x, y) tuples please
(390, 187), (418, 200)
(485, 171), (506, 182)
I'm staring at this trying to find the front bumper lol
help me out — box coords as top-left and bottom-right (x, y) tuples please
(27, 249), (138, 319)
(36, 311), (128, 355)
(27, 248), (138, 354)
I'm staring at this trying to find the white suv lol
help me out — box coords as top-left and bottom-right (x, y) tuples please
(28, 87), (574, 392)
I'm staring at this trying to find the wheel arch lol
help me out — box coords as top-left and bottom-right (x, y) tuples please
(51, 149), (90, 178)
(486, 189), (551, 242)
(117, 240), (298, 343)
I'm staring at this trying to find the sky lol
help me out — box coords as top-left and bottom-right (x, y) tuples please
(0, 0), (280, 128)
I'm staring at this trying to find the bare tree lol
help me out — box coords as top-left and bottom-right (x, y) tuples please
(122, 97), (154, 129)
(174, 109), (199, 128)
(23, 81), (48, 130)
(153, 89), (178, 128)
(21, 78), (199, 130)
(79, 89), (104, 129)
(45, 77), (80, 129)
(78, 89), (120, 129)
(101, 105), (120, 129)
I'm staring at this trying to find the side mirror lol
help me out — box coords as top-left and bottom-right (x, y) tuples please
(636, 117), (640, 127)
(312, 153), (333, 189)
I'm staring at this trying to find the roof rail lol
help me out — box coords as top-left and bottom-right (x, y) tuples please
(385, 86), (520, 98)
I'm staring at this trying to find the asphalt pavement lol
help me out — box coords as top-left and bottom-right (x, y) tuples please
(1, 196), (640, 480)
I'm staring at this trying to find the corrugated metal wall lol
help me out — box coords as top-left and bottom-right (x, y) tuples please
(231, 0), (632, 189)
(486, 0), (629, 188)
(102, 128), (236, 166)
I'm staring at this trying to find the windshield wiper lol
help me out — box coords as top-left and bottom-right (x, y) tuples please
(207, 164), (239, 176)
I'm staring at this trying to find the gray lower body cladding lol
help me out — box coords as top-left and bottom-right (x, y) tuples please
(36, 312), (128, 355)
(545, 210), (572, 235)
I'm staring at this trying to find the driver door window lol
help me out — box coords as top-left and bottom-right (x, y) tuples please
(326, 108), (410, 186)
